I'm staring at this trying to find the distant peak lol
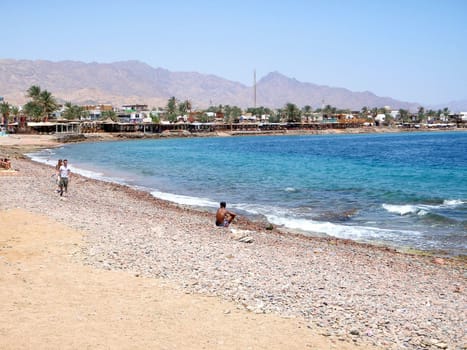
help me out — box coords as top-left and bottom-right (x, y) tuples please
(258, 71), (293, 84)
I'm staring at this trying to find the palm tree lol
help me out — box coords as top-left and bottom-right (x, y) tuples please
(0, 102), (10, 129)
(285, 103), (300, 123)
(27, 85), (41, 100)
(25, 85), (57, 122)
(101, 110), (118, 122)
(275, 108), (284, 122)
(398, 109), (409, 123)
(38, 90), (57, 122)
(178, 100), (188, 117)
(166, 96), (177, 122)
(63, 102), (86, 120)
(360, 106), (369, 119)
(417, 106), (425, 123)
(10, 106), (19, 122)
(23, 101), (42, 121)
(302, 105), (312, 123)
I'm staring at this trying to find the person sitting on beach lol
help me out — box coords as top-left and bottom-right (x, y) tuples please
(216, 201), (236, 227)
(0, 157), (11, 170)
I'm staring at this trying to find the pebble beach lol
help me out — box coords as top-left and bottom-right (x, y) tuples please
(0, 135), (466, 349)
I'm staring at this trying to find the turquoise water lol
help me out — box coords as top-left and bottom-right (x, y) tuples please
(32, 131), (467, 255)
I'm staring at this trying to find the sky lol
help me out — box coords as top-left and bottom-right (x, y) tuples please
(2, 0), (467, 106)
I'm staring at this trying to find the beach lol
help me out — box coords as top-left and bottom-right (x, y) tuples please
(0, 133), (466, 349)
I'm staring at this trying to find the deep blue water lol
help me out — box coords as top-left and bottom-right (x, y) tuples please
(32, 131), (467, 255)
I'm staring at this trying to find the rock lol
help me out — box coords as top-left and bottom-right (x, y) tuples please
(433, 258), (445, 265)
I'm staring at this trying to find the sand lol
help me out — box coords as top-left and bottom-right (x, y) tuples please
(1, 208), (365, 350)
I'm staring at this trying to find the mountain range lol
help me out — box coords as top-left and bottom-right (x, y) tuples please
(0, 59), (463, 111)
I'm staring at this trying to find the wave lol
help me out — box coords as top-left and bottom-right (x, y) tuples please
(443, 199), (465, 206)
(420, 212), (458, 225)
(382, 204), (422, 216)
(27, 149), (61, 167)
(382, 199), (465, 216)
(284, 187), (297, 192)
(28, 150), (130, 185)
(141, 194), (421, 243)
(264, 214), (420, 241)
(150, 190), (219, 208)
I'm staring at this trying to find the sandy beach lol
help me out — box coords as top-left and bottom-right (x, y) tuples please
(0, 133), (466, 350)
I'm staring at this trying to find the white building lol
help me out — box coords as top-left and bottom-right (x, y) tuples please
(375, 114), (386, 124)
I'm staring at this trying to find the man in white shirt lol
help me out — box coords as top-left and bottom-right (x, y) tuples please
(58, 159), (71, 197)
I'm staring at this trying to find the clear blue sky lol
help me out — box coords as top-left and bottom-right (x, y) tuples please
(2, 0), (467, 106)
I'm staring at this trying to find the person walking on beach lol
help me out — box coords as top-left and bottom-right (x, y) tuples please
(216, 201), (236, 227)
(58, 159), (71, 197)
(54, 159), (63, 192)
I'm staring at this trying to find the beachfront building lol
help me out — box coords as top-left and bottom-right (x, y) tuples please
(121, 104), (148, 111)
(374, 114), (386, 126)
(117, 104), (152, 123)
(78, 104), (114, 121)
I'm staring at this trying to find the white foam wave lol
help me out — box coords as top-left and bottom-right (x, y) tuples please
(417, 210), (429, 216)
(382, 204), (419, 215)
(27, 151), (60, 167)
(284, 187), (297, 192)
(265, 214), (419, 240)
(150, 190), (218, 208)
(443, 199), (465, 206)
(28, 151), (130, 185)
(383, 199), (465, 217)
(235, 202), (290, 216)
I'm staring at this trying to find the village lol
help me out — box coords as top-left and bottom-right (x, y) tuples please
(1, 87), (466, 136)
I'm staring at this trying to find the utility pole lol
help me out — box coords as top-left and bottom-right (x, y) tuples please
(253, 69), (257, 109)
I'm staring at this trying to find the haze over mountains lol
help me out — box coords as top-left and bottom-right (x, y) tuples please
(0, 59), (464, 111)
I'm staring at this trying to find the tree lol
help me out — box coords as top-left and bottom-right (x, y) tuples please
(10, 106), (19, 122)
(62, 102), (86, 120)
(399, 109), (409, 123)
(166, 96), (177, 122)
(426, 109), (436, 123)
(27, 85), (41, 100)
(417, 106), (425, 123)
(101, 110), (118, 122)
(0, 102), (10, 129)
(24, 85), (57, 122)
(285, 102), (301, 123)
(360, 106), (369, 119)
(23, 101), (43, 121)
(178, 100), (189, 116)
(232, 106), (242, 119)
(224, 105), (242, 123)
(302, 105), (312, 122)
(39, 90), (58, 122)
(442, 107), (450, 122)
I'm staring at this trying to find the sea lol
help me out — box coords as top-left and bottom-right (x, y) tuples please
(30, 131), (467, 256)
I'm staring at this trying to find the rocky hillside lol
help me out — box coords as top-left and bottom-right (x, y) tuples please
(0, 59), (419, 110)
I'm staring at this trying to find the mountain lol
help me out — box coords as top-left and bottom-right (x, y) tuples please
(256, 72), (417, 110)
(0, 59), (420, 110)
(429, 99), (467, 113)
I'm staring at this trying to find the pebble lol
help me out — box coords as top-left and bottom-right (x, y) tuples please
(1, 158), (466, 350)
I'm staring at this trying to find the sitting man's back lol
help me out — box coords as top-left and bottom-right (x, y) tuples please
(216, 201), (236, 227)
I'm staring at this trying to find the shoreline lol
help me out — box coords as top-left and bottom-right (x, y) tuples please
(20, 128), (467, 259)
(2, 129), (466, 259)
(1, 133), (466, 349)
